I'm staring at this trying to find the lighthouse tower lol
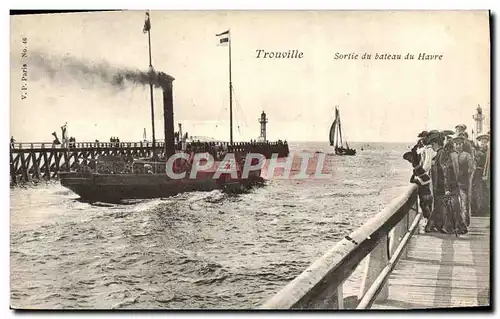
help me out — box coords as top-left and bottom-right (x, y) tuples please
(473, 105), (485, 136)
(258, 111), (268, 142)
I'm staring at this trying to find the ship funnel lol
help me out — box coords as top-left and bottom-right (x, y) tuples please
(159, 72), (176, 158)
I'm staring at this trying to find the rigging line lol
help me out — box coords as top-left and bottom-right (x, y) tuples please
(230, 85), (248, 140)
(236, 113), (243, 138)
(232, 89), (246, 127)
(213, 94), (227, 135)
(236, 107), (244, 136)
(236, 114), (243, 137)
(236, 99), (249, 128)
(232, 99), (243, 138)
(231, 86), (249, 127)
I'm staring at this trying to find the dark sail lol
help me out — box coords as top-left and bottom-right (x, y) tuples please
(336, 107), (343, 147)
(329, 117), (337, 146)
(331, 106), (356, 156)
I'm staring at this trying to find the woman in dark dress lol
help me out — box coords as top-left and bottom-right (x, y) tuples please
(425, 132), (467, 235)
(452, 135), (474, 226)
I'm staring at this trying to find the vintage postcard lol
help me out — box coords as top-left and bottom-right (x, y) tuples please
(10, 10), (491, 310)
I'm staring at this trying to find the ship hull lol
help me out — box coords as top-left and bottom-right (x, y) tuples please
(334, 148), (356, 156)
(59, 172), (263, 203)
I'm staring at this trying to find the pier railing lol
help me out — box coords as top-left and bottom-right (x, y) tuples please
(10, 142), (165, 150)
(9, 140), (288, 150)
(259, 184), (420, 310)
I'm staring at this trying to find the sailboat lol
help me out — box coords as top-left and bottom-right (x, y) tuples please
(329, 106), (356, 156)
(58, 13), (263, 203)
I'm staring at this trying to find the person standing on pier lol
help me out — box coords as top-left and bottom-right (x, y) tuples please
(51, 132), (61, 148)
(426, 131), (467, 235)
(470, 134), (490, 216)
(10, 136), (15, 149)
(68, 137), (76, 148)
(406, 131), (435, 222)
(61, 122), (68, 148)
(455, 124), (467, 136)
(452, 134), (474, 226)
(455, 124), (475, 158)
(442, 130), (455, 151)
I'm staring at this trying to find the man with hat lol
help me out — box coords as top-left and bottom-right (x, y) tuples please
(452, 134), (474, 226)
(442, 129), (456, 152)
(454, 124), (475, 156)
(477, 133), (490, 149)
(471, 133), (490, 216)
(455, 124), (467, 135)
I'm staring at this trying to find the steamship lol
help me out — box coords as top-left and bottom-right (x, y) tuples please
(59, 17), (264, 203)
(59, 73), (263, 203)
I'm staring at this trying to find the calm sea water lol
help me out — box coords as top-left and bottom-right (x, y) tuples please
(10, 141), (412, 309)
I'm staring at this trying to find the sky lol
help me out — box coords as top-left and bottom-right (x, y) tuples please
(10, 10), (490, 143)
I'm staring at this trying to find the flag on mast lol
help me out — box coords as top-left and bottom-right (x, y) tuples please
(143, 11), (151, 33)
(216, 30), (230, 45)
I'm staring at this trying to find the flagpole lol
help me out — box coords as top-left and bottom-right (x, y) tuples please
(146, 11), (156, 159)
(229, 29), (233, 145)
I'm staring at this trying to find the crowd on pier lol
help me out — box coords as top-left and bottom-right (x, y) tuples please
(49, 125), (120, 148)
(403, 124), (490, 236)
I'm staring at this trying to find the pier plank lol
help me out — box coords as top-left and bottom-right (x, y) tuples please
(372, 216), (490, 309)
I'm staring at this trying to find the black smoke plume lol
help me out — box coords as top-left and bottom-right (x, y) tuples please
(27, 50), (173, 90)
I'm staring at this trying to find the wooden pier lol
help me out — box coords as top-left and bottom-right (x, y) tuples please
(259, 184), (491, 310)
(371, 216), (490, 309)
(9, 140), (290, 185)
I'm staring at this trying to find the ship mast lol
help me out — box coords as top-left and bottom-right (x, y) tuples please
(216, 29), (233, 144)
(144, 11), (157, 159)
(228, 30), (233, 145)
